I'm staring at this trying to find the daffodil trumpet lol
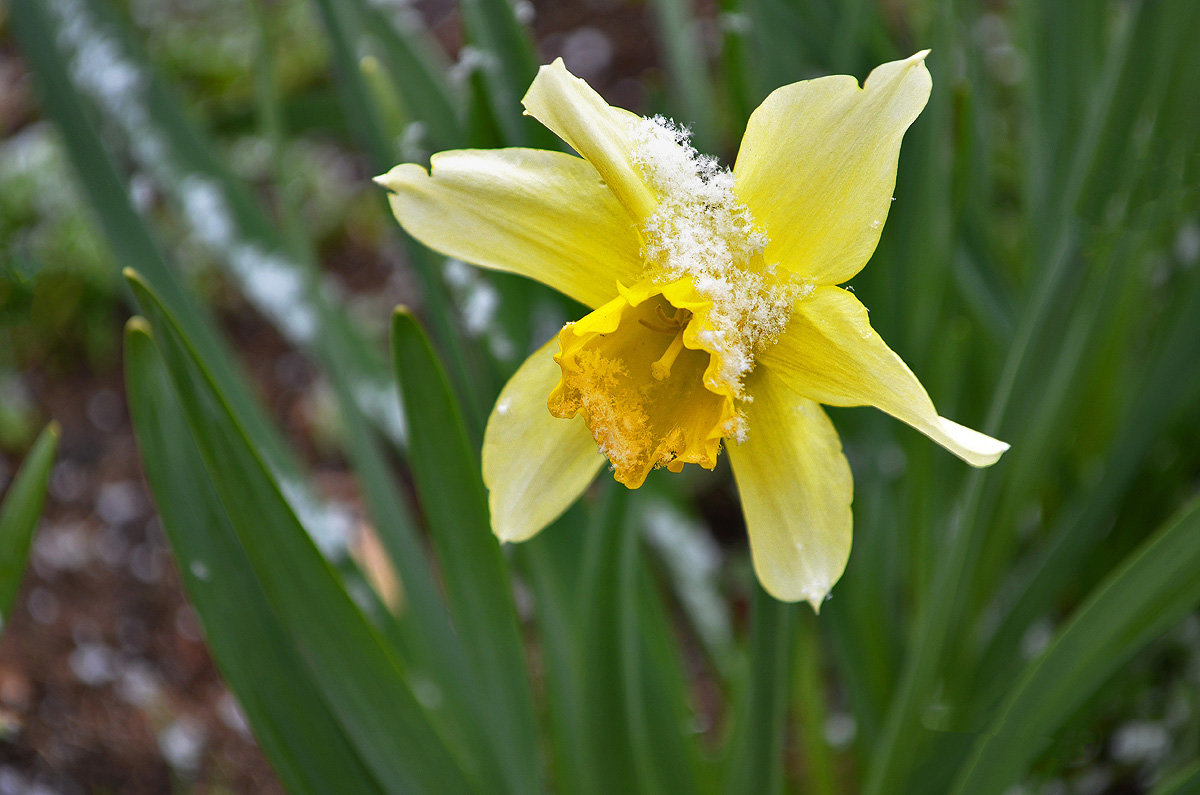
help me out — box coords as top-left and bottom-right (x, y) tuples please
(376, 52), (1009, 608)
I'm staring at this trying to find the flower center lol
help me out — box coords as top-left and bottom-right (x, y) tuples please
(642, 304), (691, 380)
(548, 115), (809, 487)
(548, 280), (741, 488)
(629, 115), (804, 394)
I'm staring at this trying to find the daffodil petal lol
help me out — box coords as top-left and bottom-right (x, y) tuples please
(759, 286), (1009, 467)
(377, 148), (643, 309)
(522, 59), (657, 222)
(483, 338), (605, 542)
(733, 51), (932, 286)
(729, 371), (852, 610)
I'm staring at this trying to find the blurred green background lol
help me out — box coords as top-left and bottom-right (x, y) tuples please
(1, 0), (1199, 791)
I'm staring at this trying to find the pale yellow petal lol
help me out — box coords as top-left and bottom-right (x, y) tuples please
(377, 148), (643, 309)
(521, 59), (657, 223)
(483, 338), (605, 542)
(759, 286), (1009, 467)
(729, 371), (852, 610)
(733, 52), (932, 286)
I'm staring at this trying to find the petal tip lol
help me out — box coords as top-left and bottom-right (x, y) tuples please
(522, 57), (571, 111)
(492, 514), (548, 544)
(936, 416), (1010, 467)
(760, 576), (834, 611)
(374, 163), (429, 193)
(488, 493), (541, 544)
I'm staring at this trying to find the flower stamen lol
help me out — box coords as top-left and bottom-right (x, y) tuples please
(651, 328), (686, 381)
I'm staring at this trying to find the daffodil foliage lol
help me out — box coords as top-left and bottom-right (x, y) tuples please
(378, 55), (1008, 605)
(18, 0), (1200, 792)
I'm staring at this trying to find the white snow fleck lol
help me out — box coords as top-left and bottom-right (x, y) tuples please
(217, 691), (251, 735)
(824, 712), (857, 748)
(96, 480), (146, 526)
(353, 380), (408, 443)
(642, 500), (729, 654)
(400, 121), (428, 163)
(443, 259), (515, 359)
(159, 718), (206, 773)
(34, 523), (90, 573)
(69, 643), (115, 687)
(116, 662), (163, 708)
(1176, 221), (1200, 266)
(27, 588), (60, 626)
(1020, 618), (1053, 659)
(280, 478), (356, 558)
(631, 115), (806, 394)
(411, 676), (444, 709)
(561, 28), (613, 79)
(512, 0), (536, 24)
(1111, 720), (1170, 764)
(449, 46), (496, 86)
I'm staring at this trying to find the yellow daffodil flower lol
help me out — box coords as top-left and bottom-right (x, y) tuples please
(376, 52), (1009, 607)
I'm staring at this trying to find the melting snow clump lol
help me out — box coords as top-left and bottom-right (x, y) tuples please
(631, 116), (807, 394)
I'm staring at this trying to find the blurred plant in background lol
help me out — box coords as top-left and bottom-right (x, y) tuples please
(1, 0), (1199, 792)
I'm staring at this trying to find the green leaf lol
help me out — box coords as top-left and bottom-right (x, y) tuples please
(456, 0), (553, 148)
(10, 0), (299, 475)
(127, 275), (477, 794)
(1152, 759), (1200, 795)
(864, 13), (1143, 789)
(794, 612), (836, 795)
(723, 586), (794, 795)
(0, 422), (58, 622)
(124, 320), (383, 795)
(390, 308), (539, 794)
(303, 0), (490, 425)
(349, 0), (464, 152)
(16, 0), (468, 686)
(576, 484), (639, 794)
(516, 508), (594, 793)
(307, 0), (396, 165)
(949, 495), (1200, 795)
(22, 0), (405, 451)
(628, 529), (709, 795)
(647, 0), (720, 153)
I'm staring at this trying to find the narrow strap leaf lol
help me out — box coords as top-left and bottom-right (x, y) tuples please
(950, 495), (1200, 795)
(129, 277), (477, 794)
(723, 586), (793, 795)
(125, 321), (385, 795)
(391, 308), (540, 794)
(0, 423), (59, 621)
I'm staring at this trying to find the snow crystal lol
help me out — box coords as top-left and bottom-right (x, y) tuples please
(48, 0), (327, 352)
(443, 258), (515, 360)
(512, 0), (536, 25)
(824, 712), (857, 748)
(217, 691), (251, 735)
(641, 500), (729, 654)
(159, 718), (206, 772)
(449, 46), (497, 86)
(69, 643), (115, 687)
(280, 478), (356, 559)
(631, 116), (806, 393)
(96, 480), (146, 526)
(353, 379), (408, 443)
(189, 560), (211, 581)
(1111, 720), (1171, 764)
(180, 176), (319, 344)
(561, 28), (613, 79)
